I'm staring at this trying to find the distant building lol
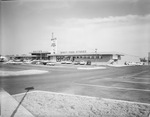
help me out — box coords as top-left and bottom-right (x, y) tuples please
(5, 34), (142, 65)
(10, 50), (142, 66)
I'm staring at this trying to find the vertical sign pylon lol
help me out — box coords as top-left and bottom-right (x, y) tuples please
(51, 33), (57, 54)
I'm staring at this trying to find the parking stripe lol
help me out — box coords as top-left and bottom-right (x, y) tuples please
(90, 78), (150, 85)
(113, 80), (150, 85)
(75, 83), (150, 92)
(119, 70), (149, 78)
(131, 77), (150, 79)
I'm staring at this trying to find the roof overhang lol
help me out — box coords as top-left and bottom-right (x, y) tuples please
(48, 52), (124, 56)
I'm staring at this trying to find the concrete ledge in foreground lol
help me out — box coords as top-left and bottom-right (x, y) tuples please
(0, 90), (34, 117)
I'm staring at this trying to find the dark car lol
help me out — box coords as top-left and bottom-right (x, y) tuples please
(86, 60), (91, 65)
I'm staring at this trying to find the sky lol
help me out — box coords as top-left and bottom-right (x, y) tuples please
(1, 0), (150, 57)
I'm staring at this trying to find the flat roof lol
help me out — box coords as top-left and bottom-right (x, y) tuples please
(15, 55), (37, 57)
(48, 52), (124, 56)
(31, 52), (50, 54)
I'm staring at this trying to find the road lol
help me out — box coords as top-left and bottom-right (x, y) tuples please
(0, 63), (150, 104)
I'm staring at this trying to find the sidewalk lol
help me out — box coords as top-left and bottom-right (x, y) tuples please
(0, 90), (34, 117)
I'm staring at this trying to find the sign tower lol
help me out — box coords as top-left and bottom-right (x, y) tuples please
(51, 33), (57, 54)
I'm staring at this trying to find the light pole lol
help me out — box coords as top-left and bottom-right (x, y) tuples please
(11, 87), (34, 117)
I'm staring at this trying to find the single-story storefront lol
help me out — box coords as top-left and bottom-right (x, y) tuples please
(31, 51), (50, 60)
(10, 50), (143, 65)
(48, 52), (124, 65)
(15, 55), (37, 60)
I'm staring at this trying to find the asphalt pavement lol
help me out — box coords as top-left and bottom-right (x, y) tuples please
(0, 63), (150, 104)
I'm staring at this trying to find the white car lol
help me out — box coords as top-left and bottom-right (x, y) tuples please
(65, 61), (72, 64)
(80, 61), (86, 65)
(136, 62), (144, 66)
(127, 62), (136, 66)
(23, 60), (32, 64)
(73, 61), (80, 65)
(47, 62), (55, 66)
(5, 60), (23, 65)
(36, 61), (43, 65)
(61, 61), (67, 64)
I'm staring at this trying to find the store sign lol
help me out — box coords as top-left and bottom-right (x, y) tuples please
(76, 50), (86, 53)
(51, 38), (57, 54)
(60, 50), (86, 54)
(51, 43), (56, 47)
(51, 38), (57, 47)
(33, 50), (42, 53)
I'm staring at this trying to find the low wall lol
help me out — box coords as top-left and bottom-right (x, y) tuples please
(13, 91), (150, 117)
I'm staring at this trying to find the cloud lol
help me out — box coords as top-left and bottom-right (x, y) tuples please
(61, 14), (150, 28)
(54, 14), (150, 56)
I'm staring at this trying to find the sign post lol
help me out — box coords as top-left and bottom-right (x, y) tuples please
(51, 33), (57, 54)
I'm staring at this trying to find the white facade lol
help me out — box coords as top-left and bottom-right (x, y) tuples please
(118, 54), (140, 65)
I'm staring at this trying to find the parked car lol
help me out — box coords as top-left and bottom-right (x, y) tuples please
(136, 62), (144, 66)
(47, 62), (55, 66)
(65, 61), (72, 64)
(31, 60), (39, 64)
(73, 61), (80, 65)
(42, 60), (50, 65)
(80, 60), (87, 65)
(5, 60), (23, 65)
(36, 61), (43, 65)
(61, 61), (66, 64)
(86, 60), (91, 65)
(127, 62), (136, 66)
(23, 60), (32, 64)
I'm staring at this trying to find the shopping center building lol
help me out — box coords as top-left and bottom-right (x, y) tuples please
(48, 51), (124, 65)
(13, 34), (142, 65)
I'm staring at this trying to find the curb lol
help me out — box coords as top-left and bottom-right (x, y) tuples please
(1, 90), (34, 117)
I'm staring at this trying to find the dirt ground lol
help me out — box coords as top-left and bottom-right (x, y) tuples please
(13, 91), (150, 117)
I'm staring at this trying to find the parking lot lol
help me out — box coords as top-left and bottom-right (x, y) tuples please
(0, 63), (150, 104)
